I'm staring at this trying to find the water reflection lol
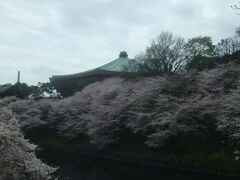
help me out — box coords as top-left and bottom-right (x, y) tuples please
(37, 149), (239, 180)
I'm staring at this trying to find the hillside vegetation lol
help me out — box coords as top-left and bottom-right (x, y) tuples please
(1, 52), (240, 176)
(2, 54), (240, 151)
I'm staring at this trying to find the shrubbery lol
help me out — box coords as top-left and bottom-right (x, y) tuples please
(0, 82), (60, 100)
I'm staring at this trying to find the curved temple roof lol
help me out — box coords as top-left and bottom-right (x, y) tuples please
(97, 51), (132, 72)
(50, 51), (137, 96)
(51, 51), (136, 80)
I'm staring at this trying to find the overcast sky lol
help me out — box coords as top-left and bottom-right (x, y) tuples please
(0, 0), (239, 85)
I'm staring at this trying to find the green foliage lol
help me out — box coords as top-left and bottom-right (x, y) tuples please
(0, 82), (60, 99)
(136, 32), (239, 72)
(30, 83), (44, 100)
(0, 83), (32, 99)
(185, 50), (240, 71)
(135, 33), (219, 73)
(184, 36), (216, 71)
(39, 82), (54, 95)
(185, 36), (216, 58)
(185, 55), (218, 71)
(185, 35), (240, 71)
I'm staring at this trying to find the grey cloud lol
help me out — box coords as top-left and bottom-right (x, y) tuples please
(0, 0), (239, 84)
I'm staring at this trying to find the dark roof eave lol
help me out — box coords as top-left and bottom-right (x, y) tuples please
(50, 69), (137, 81)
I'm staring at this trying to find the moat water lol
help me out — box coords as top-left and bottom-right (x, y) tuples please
(37, 149), (239, 180)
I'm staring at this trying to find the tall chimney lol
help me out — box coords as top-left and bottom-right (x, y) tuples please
(17, 71), (20, 83)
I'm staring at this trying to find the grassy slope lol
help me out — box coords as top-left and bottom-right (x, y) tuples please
(27, 127), (240, 175)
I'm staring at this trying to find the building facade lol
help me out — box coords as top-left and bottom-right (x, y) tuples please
(50, 51), (137, 96)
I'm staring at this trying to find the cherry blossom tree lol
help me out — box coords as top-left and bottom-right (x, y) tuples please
(3, 58), (240, 153)
(0, 107), (56, 179)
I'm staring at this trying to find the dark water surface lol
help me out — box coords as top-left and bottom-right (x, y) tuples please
(37, 149), (239, 180)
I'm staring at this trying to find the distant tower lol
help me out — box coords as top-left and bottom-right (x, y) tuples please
(17, 71), (20, 83)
